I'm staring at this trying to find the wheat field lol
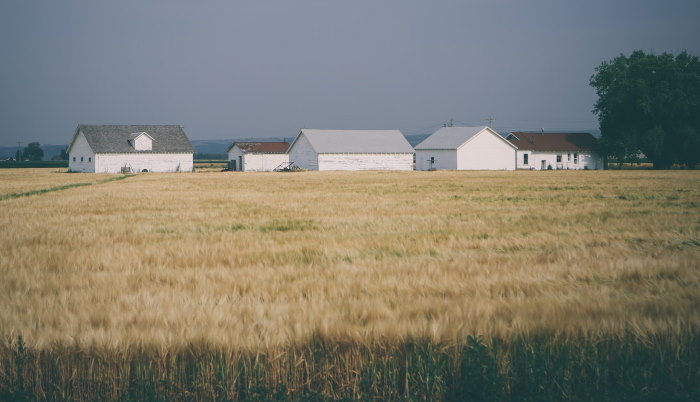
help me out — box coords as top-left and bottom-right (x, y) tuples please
(0, 168), (113, 195)
(1, 169), (698, 352)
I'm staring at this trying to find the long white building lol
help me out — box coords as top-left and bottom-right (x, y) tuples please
(287, 129), (414, 171)
(67, 125), (194, 173)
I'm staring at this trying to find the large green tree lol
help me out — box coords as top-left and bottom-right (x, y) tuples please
(22, 142), (44, 161)
(590, 51), (700, 169)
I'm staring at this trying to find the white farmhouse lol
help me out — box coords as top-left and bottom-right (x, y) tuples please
(226, 142), (290, 171)
(67, 125), (194, 173)
(414, 126), (517, 170)
(287, 129), (414, 171)
(506, 132), (603, 170)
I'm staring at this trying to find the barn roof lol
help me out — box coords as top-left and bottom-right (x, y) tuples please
(227, 141), (289, 153)
(68, 125), (194, 154)
(506, 132), (599, 152)
(293, 129), (414, 153)
(414, 126), (516, 150)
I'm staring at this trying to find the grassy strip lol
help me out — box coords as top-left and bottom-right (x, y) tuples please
(98, 174), (134, 184)
(0, 174), (133, 201)
(0, 182), (93, 201)
(1, 334), (698, 401)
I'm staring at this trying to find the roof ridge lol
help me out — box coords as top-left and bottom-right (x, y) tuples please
(72, 125), (194, 154)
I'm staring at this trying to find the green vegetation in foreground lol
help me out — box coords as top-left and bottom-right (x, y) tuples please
(1, 334), (698, 401)
(0, 174), (132, 201)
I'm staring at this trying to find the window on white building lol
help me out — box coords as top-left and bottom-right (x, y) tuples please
(567, 153), (571, 161)
(523, 154), (529, 164)
(574, 153), (579, 164)
(81, 156), (83, 162)
(88, 157), (91, 162)
(73, 157), (76, 162)
(556, 155), (562, 163)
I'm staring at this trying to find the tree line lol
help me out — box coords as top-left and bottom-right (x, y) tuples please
(590, 50), (700, 169)
(10, 143), (69, 162)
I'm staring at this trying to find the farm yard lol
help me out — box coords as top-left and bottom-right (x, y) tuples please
(1, 169), (699, 400)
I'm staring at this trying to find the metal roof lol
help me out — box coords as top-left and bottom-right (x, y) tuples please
(507, 132), (599, 152)
(414, 126), (515, 150)
(226, 141), (290, 153)
(69, 125), (194, 154)
(294, 129), (414, 154)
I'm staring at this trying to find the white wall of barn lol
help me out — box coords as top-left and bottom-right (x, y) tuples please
(243, 153), (289, 171)
(415, 150), (457, 170)
(317, 153), (413, 171)
(515, 150), (603, 170)
(227, 146), (289, 171)
(288, 134), (319, 170)
(456, 131), (515, 170)
(94, 153), (193, 173)
(68, 132), (96, 173)
(227, 147), (244, 171)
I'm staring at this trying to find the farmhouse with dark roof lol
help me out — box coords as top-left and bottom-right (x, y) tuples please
(506, 132), (603, 170)
(67, 125), (195, 173)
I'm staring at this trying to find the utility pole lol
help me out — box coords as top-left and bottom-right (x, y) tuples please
(485, 116), (496, 128)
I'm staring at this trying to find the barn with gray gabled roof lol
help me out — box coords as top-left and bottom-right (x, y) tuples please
(415, 126), (517, 170)
(67, 125), (194, 173)
(287, 129), (414, 171)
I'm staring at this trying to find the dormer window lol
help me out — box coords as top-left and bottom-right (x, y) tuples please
(129, 132), (153, 151)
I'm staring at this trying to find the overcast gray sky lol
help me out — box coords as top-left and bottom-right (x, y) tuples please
(1, 0), (698, 145)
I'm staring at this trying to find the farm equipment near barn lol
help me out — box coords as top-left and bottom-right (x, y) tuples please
(273, 162), (299, 172)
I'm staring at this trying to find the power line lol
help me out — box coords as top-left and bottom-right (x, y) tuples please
(403, 117), (599, 134)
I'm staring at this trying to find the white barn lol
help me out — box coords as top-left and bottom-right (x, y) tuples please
(67, 125), (194, 173)
(226, 142), (290, 171)
(287, 129), (414, 171)
(506, 132), (603, 170)
(414, 126), (517, 170)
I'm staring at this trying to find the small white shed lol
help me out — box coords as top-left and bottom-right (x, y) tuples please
(287, 129), (414, 171)
(67, 125), (194, 173)
(226, 142), (290, 171)
(414, 126), (516, 170)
